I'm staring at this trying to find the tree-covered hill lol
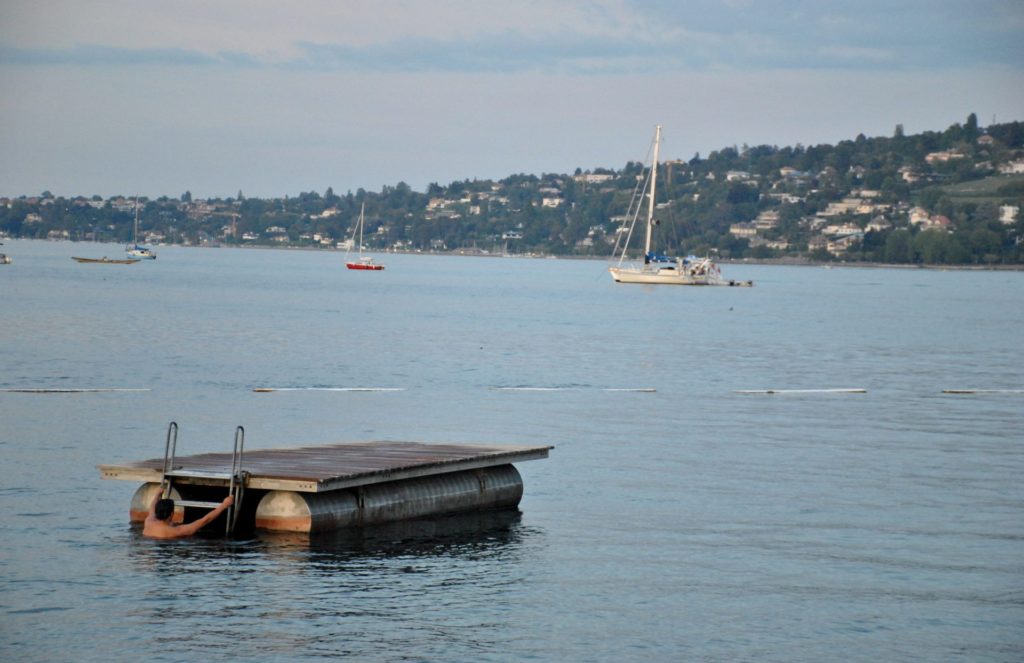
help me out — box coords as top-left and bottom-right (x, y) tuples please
(3, 114), (1022, 265)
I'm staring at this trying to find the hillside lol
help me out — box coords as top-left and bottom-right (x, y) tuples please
(2, 114), (1023, 265)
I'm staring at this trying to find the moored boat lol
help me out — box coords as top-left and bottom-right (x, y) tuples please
(126, 245), (157, 259)
(72, 256), (140, 264)
(345, 203), (385, 271)
(608, 125), (752, 287)
(346, 256), (384, 271)
(125, 196), (157, 259)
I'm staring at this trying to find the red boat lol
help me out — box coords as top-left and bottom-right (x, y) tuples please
(346, 257), (384, 271)
(345, 203), (385, 271)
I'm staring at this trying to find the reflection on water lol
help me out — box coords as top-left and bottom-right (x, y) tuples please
(117, 509), (540, 661)
(129, 508), (527, 569)
(276, 508), (526, 559)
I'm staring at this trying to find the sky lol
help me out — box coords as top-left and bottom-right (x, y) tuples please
(1, 0), (1022, 199)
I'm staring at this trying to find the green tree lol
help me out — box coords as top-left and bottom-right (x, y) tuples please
(964, 113), (979, 142)
(884, 230), (913, 263)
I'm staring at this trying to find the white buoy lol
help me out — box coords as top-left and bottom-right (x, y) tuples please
(734, 388), (867, 394)
(253, 387), (405, 392)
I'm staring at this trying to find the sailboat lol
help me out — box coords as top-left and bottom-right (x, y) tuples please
(345, 203), (384, 271)
(125, 197), (156, 259)
(608, 126), (752, 287)
(72, 256), (140, 264)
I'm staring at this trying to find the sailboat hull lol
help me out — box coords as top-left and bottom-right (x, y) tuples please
(608, 266), (718, 285)
(346, 262), (384, 271)
(609, 266), (752, 286)
(72, 256), (140, 264)
(126, 247), (157, 259)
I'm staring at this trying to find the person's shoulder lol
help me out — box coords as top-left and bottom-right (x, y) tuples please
(143, 520), (182, 539)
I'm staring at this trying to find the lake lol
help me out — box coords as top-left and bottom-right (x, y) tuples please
(1, 239), (1022, 661)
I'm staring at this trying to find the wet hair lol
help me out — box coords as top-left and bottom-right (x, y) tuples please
(155, 499), (175, 521)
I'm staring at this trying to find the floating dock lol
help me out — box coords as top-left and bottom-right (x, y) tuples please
(99, 440), (552, 533)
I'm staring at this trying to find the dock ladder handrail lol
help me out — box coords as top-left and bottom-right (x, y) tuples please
(159, 421), (247, 536)
(227, 426), (245, 535)
(161, 421), (179, 496)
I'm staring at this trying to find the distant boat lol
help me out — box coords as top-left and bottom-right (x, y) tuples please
(72, 256), (140, 264)
(345, 203), (384, 271)
(0, 253), (10, 265)
(608, 125), (752, 287)
(125, 196), (157, 259)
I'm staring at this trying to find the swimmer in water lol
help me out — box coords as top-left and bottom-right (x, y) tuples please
(143, 485), (234, 539)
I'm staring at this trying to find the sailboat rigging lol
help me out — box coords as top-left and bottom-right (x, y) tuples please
(345, 203), (385, 271)
(608, 125), (751, 287)
(125, 196), (156, 259)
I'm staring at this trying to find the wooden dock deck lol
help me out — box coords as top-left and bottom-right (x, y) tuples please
(98, 440), (553, 493)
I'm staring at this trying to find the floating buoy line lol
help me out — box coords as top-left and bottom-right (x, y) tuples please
(941, 389), (1024, 395)
(490, 386), (657, 392)
(3, 386), (1019, 396)
(252, 387), (406, 393)
(0, 388), (151, 393)
(734, 388), (868, 395)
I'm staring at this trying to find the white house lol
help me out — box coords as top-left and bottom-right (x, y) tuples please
(573, 173), (614, 184)
(754, 210), (780, 229)
(827, 234), (861, 255)
(998, 160), (1024, 175)
(823, 223), (862, 236)
(925, 150), (966, 164)
(729, 222), (758, 238)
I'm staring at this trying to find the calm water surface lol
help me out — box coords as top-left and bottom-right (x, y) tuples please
(1, 239), (1022, 661)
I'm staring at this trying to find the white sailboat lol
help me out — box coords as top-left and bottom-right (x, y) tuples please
(608, 125), (751, 287)
(345, 203), (384, 271)
(126, 196), (156, 259)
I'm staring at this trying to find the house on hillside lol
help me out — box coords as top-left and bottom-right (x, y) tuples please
(866, 217), (892, 233)
(909, 207), (953, 231)
(998, 159), (1024, 175)
(754, 210), (781, 230)
(808, 236), (828, 252)
(573, 173), (614, 184)
(828, 234), (861, 256)
(823, 223), (862, 236)
(899, 166), (921, 183)
(729, 222), (757, 238)
(925, 150), (966, 164)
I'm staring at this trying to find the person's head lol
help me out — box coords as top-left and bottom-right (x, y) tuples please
(155, 499), (175, 521)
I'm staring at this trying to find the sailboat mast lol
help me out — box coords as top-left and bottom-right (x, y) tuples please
(358, 202), (365, 257)
(644, 125), (661, 258)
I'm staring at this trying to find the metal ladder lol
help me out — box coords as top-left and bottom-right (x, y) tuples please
(161, 422), (247, 535)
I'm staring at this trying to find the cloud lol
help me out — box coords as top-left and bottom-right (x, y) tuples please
(0, 43), (233, 67)
(1, 1), (1021, 74)
(0, 26), (1002, 75)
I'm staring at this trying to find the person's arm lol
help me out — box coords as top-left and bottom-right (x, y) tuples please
(174, 494), (234, 536)
(148, 481), (168, 516)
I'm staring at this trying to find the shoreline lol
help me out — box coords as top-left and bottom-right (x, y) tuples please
(6, 237), (1024, 272)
